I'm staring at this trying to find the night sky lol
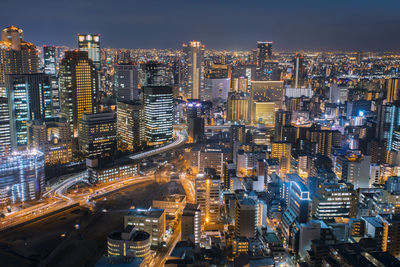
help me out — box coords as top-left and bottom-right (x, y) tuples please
(1, 0), (399, 51)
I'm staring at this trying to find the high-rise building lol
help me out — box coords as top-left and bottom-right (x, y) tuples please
(253, 102), (275, 125)
(187, 100), (204, 144)
(288, 181), (310, 223)
(43, 45), (56, 76)
(78, 34), (100, 70)
(235, 197), (258, 238)
(181, 203), (201, 244)
(271, 141), (292, 174)
(143, 61), (170, 87)
(386, 78), (400, 104)
(306, 127), (342, 156)
(183, 41), (205, 99)
(143, 86), (173, 146)
(274, 109), (292, 141)
(257, 41), (273, 67)
(195, 174), (220, 225)
(329, 84), (348, 104)
(0, 26), (39, 96)
(27, 117), (72, 165)
(376, 102), (400, 150)
(0, 97), (11, 154)
(0, 150), (45, 205)
(293, 53), (306, 88)
(78, 112), (116, 159)
(334, 154), (371, 189)
(187, 145), (231, 176)
(227, 92), (250, 123)
(114, 64), (139, 101)
(116, 100), (145, 152)
(59, 50), (97, 138)
(7, 73), (52, 149)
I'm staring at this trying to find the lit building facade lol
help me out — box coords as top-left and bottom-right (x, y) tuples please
(143, 86), (173, 146)
(181, 203), (201, 244)
(183, 41), (205, 99)
(271, 141), (292, 174)
(78, 112), (116, 159)
(27, 117), (72, 165)
(107, 226), (151, 258)
(59, 50), (97, 137)
(253, 102), (275, 125)
(43, 45), (56, 76)
(116, 100), (145, 152)
(0, 97), (11, 154)
(7, 73), (52, 149)
(114, 64), (139, 101)
(195, 175), (220, 225)
(227, 92), (250, 123)
(0, 151), (45, 206)
(78, 34), (100, 70)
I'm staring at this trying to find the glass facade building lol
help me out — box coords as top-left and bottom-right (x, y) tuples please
(0, 150), (45, 205)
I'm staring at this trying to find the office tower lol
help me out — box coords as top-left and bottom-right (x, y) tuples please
(253, 102), (275, 125)
(386, 78), (400, 104)
(143, 61), (171, 86)
(0, 26), (39, 95)
(187, 145), (231, 176)
(306, 127), (342, 156)
(107, 226), (151, 259)
(183, 41), (205, 99)
(187, 100), (204, 144)
(117, 100), (145, 152)
(293, 53), (306, 88)
(88, 160), (139, 184)
(43, 45), (56, 75)
(181, 203), (201, 244)
(329, 84), (348, 104)
(257, 41), (273, 67)
(312, 182), (358, 220)
(0, 97), (11, 154)
(274, 110), (292, 141)
(124, 208), (166, 248)
(231, 124), (246, 145)
(7, 73), (52, 149)
(235, 197), (258, 238)
(288, 181), (310, 223)
(78, 112), (116, 159)
(78, 34), (100, 70)
(143, 86), (173, 146)
(114, 64), (139, 101)
(59, 50), (97, 137)
(0, 150), (45, 205)
(271, 141), (292, 174)
(334, 154), (371, 189)
(223, 160), (236, 190)
(376, 103), (400, 150)
(195, 175), (220, 225)
(232, 77), (248, 93)
(27, 117), (72, 165)
(203, 77), (231, 102)
(251, 81), (285, 103)
(227, 92), (250, 123)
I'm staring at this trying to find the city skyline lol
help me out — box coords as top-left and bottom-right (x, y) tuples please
(1, 0), (400, 51)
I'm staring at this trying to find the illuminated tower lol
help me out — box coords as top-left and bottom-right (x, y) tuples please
(43, 45), (56, 76)
(0, 26), (39, 96)
(117, 100), (145, 152)
(7, 73), (52, 150)
(0, 97), (11, 154)
(257, 41), (273, 67)
(386, 78), (400, 104)
(59, 50), (97, 138)
(195, 175), (220, 225)
(78, 34), (101, 70)
(143, 86), (173, 146)
(183, 41), (205, 99)
(271, 141), (292, 174)
(293, 53), (306, 88)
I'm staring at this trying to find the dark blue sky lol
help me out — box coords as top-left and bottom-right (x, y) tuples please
(1, 0), (400, 51)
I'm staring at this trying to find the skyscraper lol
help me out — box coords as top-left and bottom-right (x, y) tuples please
(143, 86), (173, 146)
(293, 53), (306, 88)
(0, 26), (39, 96)
(59, 50), (97, 138)
(183, 41), (205, 99)
(257, 41), (273, 67)
(78, 112), (117, 159)
(376, 102), (400, 151)
(386, 78), (400, 104)
(0, 97), (11, 154)
(117, 100), (145, 152)
(143, 61), (171, 87)
(114, 63), (139, 101)
(78, 34), (101, 70)
(195, 174), (220, 225)
(235, 197), (258, 238)
(43, 45), (56, 76)
(7, 73), (52, 149)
